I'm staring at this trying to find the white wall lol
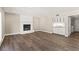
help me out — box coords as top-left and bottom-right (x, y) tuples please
(39, 16), (53, 33)
(33, 16), (53, 33)
(0, 9), (2, 43)
(0, 8), (5, 46)
(5, 13), (68, 36)
(33, 16), (40, 31)
(5, 13), (20, 35)
(74, 18), (79, 31)
(5, 13), (34, 35)
(2, 9), (5, 39)
(5, 7), (79, 37)
(5, 13), (54, 35)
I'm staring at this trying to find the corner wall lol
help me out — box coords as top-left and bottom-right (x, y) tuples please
(0, 8), (5, 46)
(33, 16), (53, 33)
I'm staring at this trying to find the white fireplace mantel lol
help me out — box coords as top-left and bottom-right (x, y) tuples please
(20, 15), (34, 34)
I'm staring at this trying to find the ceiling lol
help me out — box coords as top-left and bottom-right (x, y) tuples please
(3, 7), (79, 16)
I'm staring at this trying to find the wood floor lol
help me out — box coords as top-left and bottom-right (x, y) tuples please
(0, 31), (79, 51)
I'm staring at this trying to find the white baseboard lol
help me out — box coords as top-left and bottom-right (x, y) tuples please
(5, 32), (20, 36)
(5, 30), (35, 36)
(41, 30), (53, 33)
(65, 35), (69, 37)
(5, 30), (53, 36)
(33, 30), (53, 33)
(20, 30), (35, 34)
(0, 34), (5, 47)
(34, 30), (41, 32)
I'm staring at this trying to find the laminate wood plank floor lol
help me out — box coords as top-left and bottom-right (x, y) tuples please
(0, 31), (79, 51)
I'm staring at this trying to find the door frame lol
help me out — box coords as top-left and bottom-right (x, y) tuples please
(0, 12), (2, 41)
(68, 16), (72, 36)
(64, 16), (71, 37)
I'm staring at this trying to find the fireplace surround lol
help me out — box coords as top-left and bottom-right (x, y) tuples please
(20, 15), (34, 34)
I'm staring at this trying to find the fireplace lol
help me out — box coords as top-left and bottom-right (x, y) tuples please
(23, 24), (31, 31)
(20, 16), (34, 34)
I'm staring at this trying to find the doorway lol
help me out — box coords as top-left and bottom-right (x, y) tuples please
(68, 15), (79, 36)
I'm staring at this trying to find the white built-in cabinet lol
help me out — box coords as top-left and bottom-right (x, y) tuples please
(53, 15), (66, 36)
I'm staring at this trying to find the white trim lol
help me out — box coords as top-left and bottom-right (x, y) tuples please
(34, 30), (41, 32)
(5, 30), (35, 36)
(42, 30), (53, 34)
(20, 30), (35, 34)
(5, 32), (20, 36)
(0, 34), (5, 47)
(65, 35), (69, 37)
(5, 30), (53, 36)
